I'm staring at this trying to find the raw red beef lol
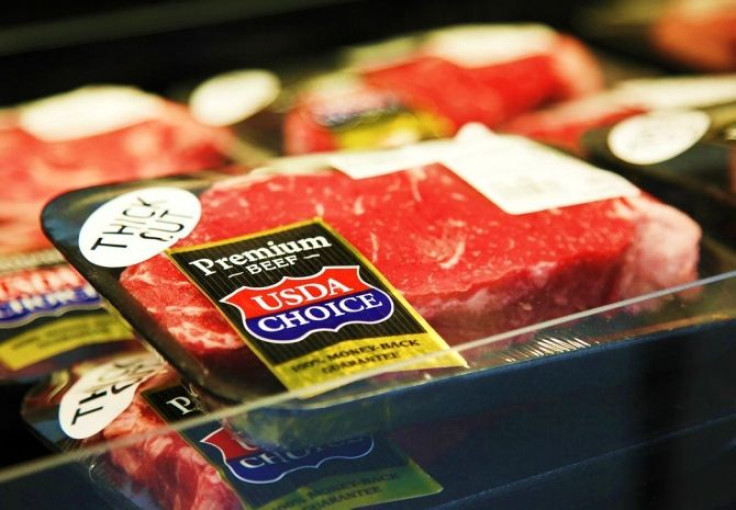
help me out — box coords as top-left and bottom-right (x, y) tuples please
(0, 88), (232, 255)
(503, 75), (736, 155)
(101, 368), (242, 510)
(121, 162), (701, 369)
(361, 34), (602, 132)
(502, 95), (645, 155)
(284, 25), (603, 155)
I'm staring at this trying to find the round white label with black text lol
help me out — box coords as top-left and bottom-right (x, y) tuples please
(59, 353), (165, 439)
(190, 69), (280, 126)
(608, 110), (711, 165)
(79, 187), (201, 267)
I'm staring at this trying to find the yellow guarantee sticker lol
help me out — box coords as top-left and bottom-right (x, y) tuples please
(0, 314), (131, 371)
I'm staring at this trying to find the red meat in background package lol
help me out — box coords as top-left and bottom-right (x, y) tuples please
(363, 27), (602, 130)
(0, 86), (233, 255)
(502, 93), (646, 155)
(284, 24), (604, 155)
(503, 75), (736, 155)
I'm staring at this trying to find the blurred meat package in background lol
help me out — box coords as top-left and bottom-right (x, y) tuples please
(580, 0), (736, 72)
(0, 85), (234, 254)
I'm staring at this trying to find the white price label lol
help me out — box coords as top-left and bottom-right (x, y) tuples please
(442, 135), (640, 215)
(616, 75), (736, 110)
(329, 125), (640, 214)
(328, 143), (451, 179)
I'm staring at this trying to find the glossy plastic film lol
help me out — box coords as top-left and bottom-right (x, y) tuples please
(5, 274), (736, 509)
(39, 134), (736, 447)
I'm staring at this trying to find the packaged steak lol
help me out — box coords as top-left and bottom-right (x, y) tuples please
(22, 351), (442, 510)
(0, 85), (234, 255)
(503, 74), (736, 156)
(38, 123), (720, 426)
(0, 248), (139, 383)
(284, 24), (604, 154)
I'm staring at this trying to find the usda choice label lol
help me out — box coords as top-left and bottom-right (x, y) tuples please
(166, 219), (464, 393)
(143, 384), (442, 510)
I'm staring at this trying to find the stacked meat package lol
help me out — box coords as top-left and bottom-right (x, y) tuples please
(0, 86), (234, 384)
(5, 22), (736, 510)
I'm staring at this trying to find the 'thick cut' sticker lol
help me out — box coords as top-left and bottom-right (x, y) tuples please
(79, 187), (201, 268)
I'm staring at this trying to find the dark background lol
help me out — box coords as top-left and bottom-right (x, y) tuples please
(3, 2), (736, 509)
(0, 0), (606, 104)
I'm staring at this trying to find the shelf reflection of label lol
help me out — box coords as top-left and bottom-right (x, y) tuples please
(142, 383), (443, 510)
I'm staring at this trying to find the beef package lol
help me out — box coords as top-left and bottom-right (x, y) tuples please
(0, 85), (233, 255)
(284, 24), (604, 154)
(0, 249), (140, 383)
(22, 351), (442, 510)
(0, 85), (234, 382)
(38, 124), (726, 425)
(503, 75), (736, 156)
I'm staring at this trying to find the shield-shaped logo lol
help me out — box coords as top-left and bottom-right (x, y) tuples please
(200, 428), (375, 484)
(220, 265), (394, 344)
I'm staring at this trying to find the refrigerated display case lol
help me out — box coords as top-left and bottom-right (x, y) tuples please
(1, 1), (736, 508)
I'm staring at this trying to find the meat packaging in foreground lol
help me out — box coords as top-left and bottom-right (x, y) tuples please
(22, 351), (442, 510)
(0, 86), (233, 255)
(284, 24), (604, 154)
(39, 126), (709, 407)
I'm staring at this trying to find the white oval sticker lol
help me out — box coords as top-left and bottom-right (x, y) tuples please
(190, 70), (280, 126)
(79, 187), (202, 268)
(608, 110), (711, 165)
(59, 353), (165, 439)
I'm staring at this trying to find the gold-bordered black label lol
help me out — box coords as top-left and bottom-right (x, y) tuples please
(166, 219), (464, 393)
